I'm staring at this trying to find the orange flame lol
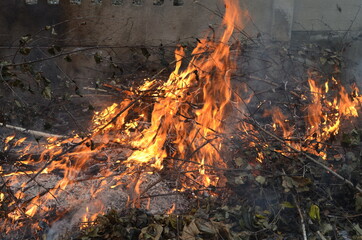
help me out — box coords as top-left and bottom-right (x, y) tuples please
(0, 0), (249, 233)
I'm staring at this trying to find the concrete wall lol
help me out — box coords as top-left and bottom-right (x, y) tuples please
(1, 0), (362, 83)
(2, 0), (362, 43)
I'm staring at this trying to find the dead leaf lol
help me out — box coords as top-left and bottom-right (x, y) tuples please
(140, 223), (163, 240)
(181, 220), (200, 240)
(255, 176), (266, 185)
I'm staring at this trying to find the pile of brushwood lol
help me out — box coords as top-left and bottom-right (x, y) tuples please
(69, 125), (362, 240)
(1, 30), (362, 240)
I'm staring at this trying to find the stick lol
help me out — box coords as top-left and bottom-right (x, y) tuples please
(293, 195), (308, 240)
(316, 231), (327, 240)
(0, 123), (66, 139)
(251, 120), (362, 194)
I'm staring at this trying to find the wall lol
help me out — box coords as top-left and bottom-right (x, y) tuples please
(1, 0), (362, 85)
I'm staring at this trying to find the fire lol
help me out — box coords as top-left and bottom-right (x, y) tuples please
(0, 0), (247, 234)
(269, 76), (361, 159)
(166, 203), (176, 215)
(2, 0), (360, 237)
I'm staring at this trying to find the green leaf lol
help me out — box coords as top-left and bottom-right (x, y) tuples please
(309, 204), (320, 222)
(280, 201), (295, 209)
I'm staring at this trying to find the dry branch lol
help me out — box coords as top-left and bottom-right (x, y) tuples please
(0, 123), (66, 139)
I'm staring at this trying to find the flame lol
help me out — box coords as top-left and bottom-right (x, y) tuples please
(166, 203), (176, 214)
(268, 76), (361, 159)
(6, 0), (361, 236)
(0, 1), (246, 232)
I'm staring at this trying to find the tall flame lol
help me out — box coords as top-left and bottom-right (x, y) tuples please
(1, 0), (246, 234)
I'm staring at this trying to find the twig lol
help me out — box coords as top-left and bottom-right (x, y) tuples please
(0, 123), (66, 139)
(5, 47), (99, 67)
(316, 231), (327, 240)
(293, 195), (308, 240)
(251, 120), (362, 194)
